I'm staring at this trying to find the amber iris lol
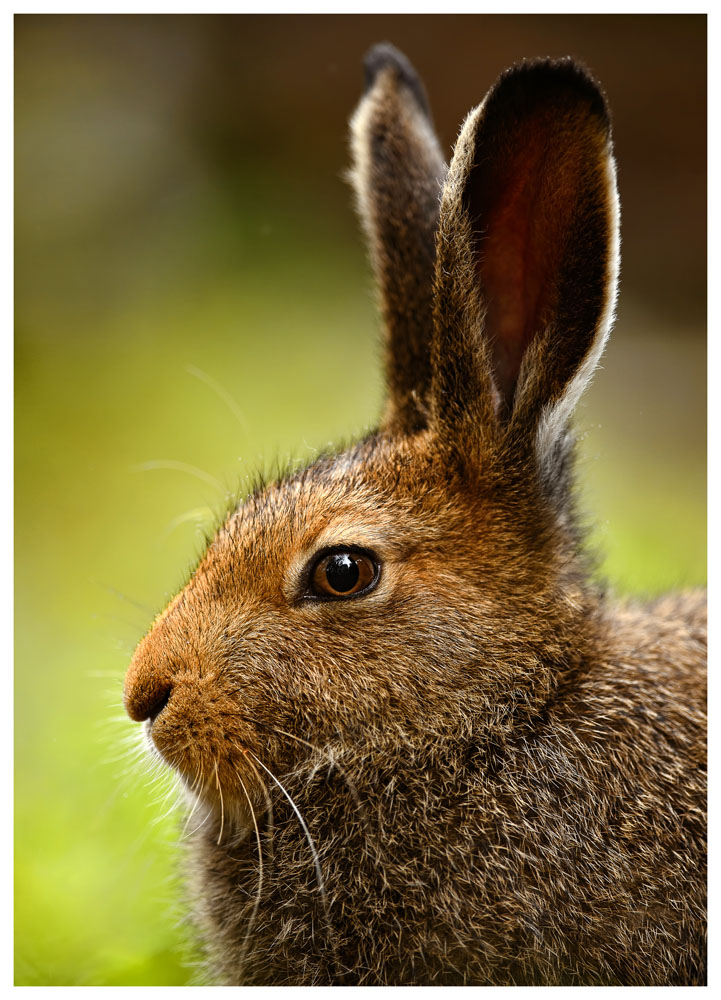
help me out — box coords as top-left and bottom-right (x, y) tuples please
(310, 551), (377, 598)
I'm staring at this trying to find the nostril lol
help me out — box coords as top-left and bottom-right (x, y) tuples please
(124, 628), (177, 723)
(148, 685), (172, 723)
(124, 676), (174, 724)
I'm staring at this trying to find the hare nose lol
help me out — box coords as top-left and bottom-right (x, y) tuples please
(124, 637), (174, 723)
(125, 678), (173, 723)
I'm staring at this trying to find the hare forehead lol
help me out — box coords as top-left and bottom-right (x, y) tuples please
(220, 446), (440, 551)
(219, 481), (426, 570)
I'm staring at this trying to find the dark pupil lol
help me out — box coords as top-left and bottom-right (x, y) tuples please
(326, 553), (360, 592)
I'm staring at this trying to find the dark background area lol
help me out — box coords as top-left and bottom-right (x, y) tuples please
(15, 14), (707, 331)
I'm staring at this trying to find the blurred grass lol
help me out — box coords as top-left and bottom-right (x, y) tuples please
(15, 20), (705, 987)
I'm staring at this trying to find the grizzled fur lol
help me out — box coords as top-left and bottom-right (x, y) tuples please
(124, 45), (706, 985)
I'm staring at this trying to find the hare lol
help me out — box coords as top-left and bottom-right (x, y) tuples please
(124, 44), (706, 986)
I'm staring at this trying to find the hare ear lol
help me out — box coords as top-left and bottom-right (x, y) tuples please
(431, 59), (619, 470)
(349, 44), (446, 435)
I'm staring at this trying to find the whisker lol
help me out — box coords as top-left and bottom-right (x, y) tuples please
(214, 759), (225, 845)
(93, 581), (157, 617)
(151, 773), (186, 827)
(247, 719), (368, 829)
(181, 757), (213, 840)
(248, 752), (346, 982)
(248, 753), (326, 905)
(181, 761), (206, 839)
(243, 753), (275, 867)
(184, 796), (215, 840)
(186, 364), (250, 434)
(160, 506), (216, 542)
(235, 768), (264, 972)
(133, 458), (225, 495)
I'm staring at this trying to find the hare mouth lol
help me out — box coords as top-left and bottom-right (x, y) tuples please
(145, 712), (261, 800)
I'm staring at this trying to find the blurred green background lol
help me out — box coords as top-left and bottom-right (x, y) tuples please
(15, 14), (706, 986)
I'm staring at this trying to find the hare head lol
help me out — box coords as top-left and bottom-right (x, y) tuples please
(125, 42), (617, 784)
(123, 46), (703, 986)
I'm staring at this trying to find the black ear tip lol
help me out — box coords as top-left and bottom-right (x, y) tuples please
(495, 57), (611, 133)
(363, 42), (431, 118)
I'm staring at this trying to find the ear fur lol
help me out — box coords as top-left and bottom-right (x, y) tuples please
(349, 44), (446, 434)
(431, 58), (620, 474)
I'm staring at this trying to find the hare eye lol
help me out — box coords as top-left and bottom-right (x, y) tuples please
(310, 550), (379, 600)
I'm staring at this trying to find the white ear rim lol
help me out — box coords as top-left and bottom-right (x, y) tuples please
(535, 151), (621, 477)
(347, 70), (445, 252)
(347, 82), (381, 249)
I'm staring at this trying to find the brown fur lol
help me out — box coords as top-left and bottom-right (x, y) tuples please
(124, 46), (706, 985)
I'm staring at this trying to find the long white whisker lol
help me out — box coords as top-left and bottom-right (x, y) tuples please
(214, 760), (225, 845)
(251, 721), (366, 824)
(248, 753), (326, 904)
(186, 364), (250, 434)
(243, 753), (275, 868)
(151, 774), (185, 827)
(184, 806), (214, 840)
(95, 581), (157, 617)
(133, 458), (224, 494)
(235, 768), (264, 971)
(181, 760), (206, 839)
(160, 506), (216, 542)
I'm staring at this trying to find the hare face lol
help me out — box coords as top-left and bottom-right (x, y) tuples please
(125, 428), (582, 829)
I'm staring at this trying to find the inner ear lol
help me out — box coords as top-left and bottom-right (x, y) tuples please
(466, 86), (604, 415)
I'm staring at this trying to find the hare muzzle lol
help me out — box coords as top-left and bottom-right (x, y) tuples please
(124, 611), (268, 824)
(124, 630), (173, 725)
